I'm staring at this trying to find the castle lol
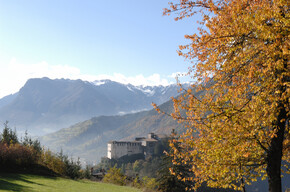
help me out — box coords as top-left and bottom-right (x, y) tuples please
(107, 133), (165, 159)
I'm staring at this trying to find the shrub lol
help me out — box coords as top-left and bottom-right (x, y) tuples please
(132, 177), (142, 188)
(40, 149), (65, 175)
(142, 176), (158, 191)
(0, 142), (37, 169)
(103, 166), (127, 186)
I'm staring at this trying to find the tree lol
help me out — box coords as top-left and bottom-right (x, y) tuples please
(155, 0), (289, 191)
(22, 130), (42, 154)
(1, 121), (18, 145)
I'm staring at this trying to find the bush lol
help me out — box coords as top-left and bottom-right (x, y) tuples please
(40, 149), (82, 179)
(103, 166), (127, 186)
(0, 142), (36, 168)
(132, 177), (142, 188)
(40, 149), (65, 175)
(142, 176), (158, 191)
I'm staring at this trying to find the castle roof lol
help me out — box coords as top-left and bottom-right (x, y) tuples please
(141, 138), (158, 142)
(108, 140), (141, 144)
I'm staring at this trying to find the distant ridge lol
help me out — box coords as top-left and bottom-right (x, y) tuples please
(0, 77), (183, 135)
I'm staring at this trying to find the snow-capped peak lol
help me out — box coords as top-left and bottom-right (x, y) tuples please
(92, 79), (111, 86)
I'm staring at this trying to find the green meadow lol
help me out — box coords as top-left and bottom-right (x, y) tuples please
(0, 173), (141, 192)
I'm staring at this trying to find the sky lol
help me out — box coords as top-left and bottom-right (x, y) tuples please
(0, 0), (200, 98)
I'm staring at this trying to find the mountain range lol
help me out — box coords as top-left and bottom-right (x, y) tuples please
(0, 77), (182, 135)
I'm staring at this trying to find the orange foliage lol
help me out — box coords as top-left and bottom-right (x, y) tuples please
(160, 0), (289, 191)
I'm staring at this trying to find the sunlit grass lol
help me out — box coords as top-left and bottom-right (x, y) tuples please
(0, 173), (141, 192)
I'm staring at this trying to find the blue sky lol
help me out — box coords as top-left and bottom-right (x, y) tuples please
(0, 0), (200, 98)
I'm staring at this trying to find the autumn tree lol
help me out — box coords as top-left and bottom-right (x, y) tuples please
(156, 0), (289, 191)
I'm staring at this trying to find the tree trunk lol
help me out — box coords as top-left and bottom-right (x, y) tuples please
(266, 105), (286, 192)
(241, 178), (246, 192)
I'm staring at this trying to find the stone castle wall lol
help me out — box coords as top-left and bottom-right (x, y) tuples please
(107, 141), (143, 159)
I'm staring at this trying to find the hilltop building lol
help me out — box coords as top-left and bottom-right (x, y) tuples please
(107, 133), (165, 159)
(107, 141), (143, 159)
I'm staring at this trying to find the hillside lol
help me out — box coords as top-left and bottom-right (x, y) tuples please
(40, 99), (183, 163)
(0, 77), (182, 135)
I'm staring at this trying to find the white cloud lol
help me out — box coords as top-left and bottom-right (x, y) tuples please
(94, 73), (173, 87)
(0, 59), (176, 98)
(0, 59), (88, 98)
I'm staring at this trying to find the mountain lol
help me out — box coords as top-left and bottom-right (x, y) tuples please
(40, 98), (183, 163)
(0, 77), (183, 135)
(0, 93), (18, 109)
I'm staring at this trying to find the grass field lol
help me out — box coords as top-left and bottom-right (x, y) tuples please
(0, 173), (142, 192)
